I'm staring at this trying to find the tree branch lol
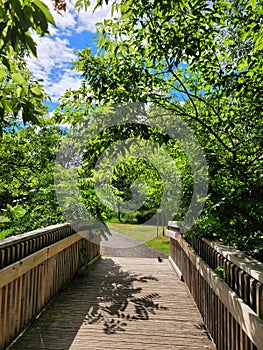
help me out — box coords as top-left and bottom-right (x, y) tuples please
(164, 56), (235, 154)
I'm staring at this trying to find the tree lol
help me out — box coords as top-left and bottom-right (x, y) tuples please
(0, 121), (65, 236)
(0, 0), (57, 134)
(55, 103), (195, 227)
(56, 0), (263, 259)
(0, 0), (114, 236)
(0, 61), (49, 136)
(0, 0), (106, 133)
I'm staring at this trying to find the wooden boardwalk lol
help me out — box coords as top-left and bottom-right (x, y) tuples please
(8, 257), (215, 350)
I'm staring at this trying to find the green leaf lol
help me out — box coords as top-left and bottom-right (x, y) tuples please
(0, 67), (7, 81)
(25, 34), (37, 56)
(33, 0), (56, 26)
(246, 0), (256, 9)
(11, 73), (26, 85)
(31, 86), (43, 96)
(75, 0), (91, 12)
(16, 86), (23, 98)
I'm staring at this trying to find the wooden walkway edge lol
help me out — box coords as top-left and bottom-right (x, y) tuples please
(7, 257), (216, 350)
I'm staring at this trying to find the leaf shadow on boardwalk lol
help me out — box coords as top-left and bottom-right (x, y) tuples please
(9, 258), (169, 350)
(83, 258), (169, 335)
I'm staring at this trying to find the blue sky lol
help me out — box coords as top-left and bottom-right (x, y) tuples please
(27, 0), (112, 111)
(28, 1), (189, 112)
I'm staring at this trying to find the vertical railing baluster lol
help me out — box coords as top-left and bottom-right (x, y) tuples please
(167, 221), (263, 350)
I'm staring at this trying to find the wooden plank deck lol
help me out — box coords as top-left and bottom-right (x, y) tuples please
(8, 257), (216, 350)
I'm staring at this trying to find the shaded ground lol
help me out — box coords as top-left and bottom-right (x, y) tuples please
(101, 230), (168, 259)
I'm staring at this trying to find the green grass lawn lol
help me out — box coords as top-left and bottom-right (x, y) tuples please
(147, 235), (170, 254)
(107, 222), (170, 255)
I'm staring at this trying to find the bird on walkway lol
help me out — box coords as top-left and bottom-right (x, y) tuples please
(157, 256), (163, 263)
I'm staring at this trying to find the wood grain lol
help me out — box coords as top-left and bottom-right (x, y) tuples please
(8, 257), (216, 350)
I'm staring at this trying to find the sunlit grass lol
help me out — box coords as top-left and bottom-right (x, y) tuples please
(107, 222), (169, 254)
(147, 235), (170, 254)
(107, 222), (158, 242)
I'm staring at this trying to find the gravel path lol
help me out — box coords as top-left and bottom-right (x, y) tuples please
(101, 230), (168, 259)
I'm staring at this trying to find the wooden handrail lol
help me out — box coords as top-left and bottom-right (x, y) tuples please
(203, 239), (263, 284)
(0, 223), (79, 269)
(0, 223), (100, 349)
(167, 221), (263, 350)
(0, 233), (82, 289)
(0, 223), (74, 249)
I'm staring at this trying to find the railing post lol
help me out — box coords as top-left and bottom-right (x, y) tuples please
(166, 221), (184, 281)
(167, 221), (263, 350)
(0, 222), (101, 349)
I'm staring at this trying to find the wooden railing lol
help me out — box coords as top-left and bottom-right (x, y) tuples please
(0, 222), (100, 349)
(167, 221), (263, 350)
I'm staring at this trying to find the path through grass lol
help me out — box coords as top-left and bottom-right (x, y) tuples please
(107, 222), (170, 255)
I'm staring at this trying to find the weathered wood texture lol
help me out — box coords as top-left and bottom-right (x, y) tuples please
(186, 236), (263, 318)
(167, 222), (263, 350)
(8, 257), (215, 350)
(0, 223), (100, 350)
(0, 223), (80, 269)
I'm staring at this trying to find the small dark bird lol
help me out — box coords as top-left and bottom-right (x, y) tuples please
(158, 256), (163, 263)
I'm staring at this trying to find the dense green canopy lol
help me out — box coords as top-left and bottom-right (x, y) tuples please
(0, 0), (262, 260)
(56, 0), (263, 258)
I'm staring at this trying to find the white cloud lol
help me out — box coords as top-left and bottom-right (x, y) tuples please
(27, 35), (81, 101)
(43, 1), (77, 34)
(45, 0), (113, 34)
(30, 36), (76, 73)
(52, 7), (77, 32)
(76, 0), (113, 33)
(47, 70), (83, 101)
(27, 0), (114, 103)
